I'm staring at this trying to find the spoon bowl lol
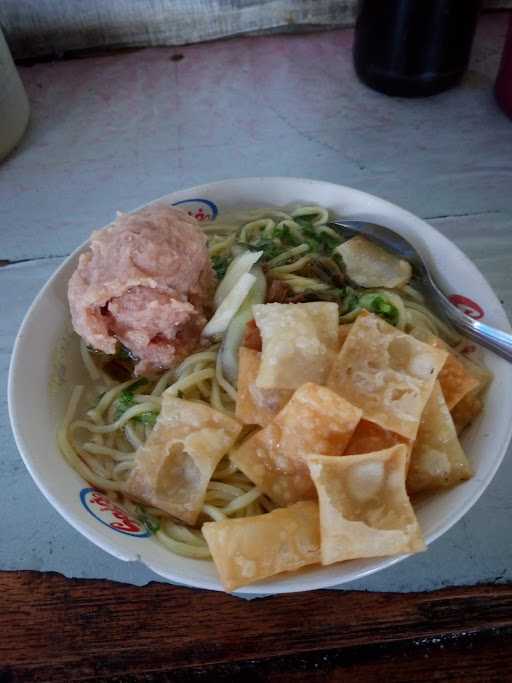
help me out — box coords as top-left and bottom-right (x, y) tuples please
(329, 218), (512, 362)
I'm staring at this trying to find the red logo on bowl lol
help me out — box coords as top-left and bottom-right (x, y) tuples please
(172, 198), (218, 223)
(80, 488), (150, 537)
(449, 295), (485, 320)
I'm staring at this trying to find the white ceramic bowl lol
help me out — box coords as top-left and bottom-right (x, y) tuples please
(8, 177), (512, 594)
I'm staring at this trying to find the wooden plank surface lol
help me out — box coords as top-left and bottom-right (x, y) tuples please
(1, 571), (512, 681)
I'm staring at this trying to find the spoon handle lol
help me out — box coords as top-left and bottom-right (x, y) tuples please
(428, 279), (512, 363)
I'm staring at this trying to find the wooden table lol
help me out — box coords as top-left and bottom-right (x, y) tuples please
(2, 14), (512, 681)
(2, 574), (512, 680)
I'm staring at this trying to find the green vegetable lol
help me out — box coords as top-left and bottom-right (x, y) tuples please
(135, 506), (160, 534)
(341, 287), (359, 315)
(293, 215), (316, 231)
(137, 411), (158, 426)
(114, 380), (157, 426)
(115, 389), (136, 419)
(237, 215), (341, 264)
(358, 293), (400, 326)
(300, 223), (341, 255)
(319, 232), (342, 254)
(212, 254), (231, 280)
(242, 238), (282, 262)
(273, 224), (294, 242)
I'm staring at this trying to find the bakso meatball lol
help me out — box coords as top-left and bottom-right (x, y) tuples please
(68, 203), (216, 375)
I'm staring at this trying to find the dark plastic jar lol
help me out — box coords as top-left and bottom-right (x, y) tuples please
(353, 0), (482, 97)
(495, 14), (512, 119)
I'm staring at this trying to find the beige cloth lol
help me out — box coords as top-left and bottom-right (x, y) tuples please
(2, 0), (511, 60)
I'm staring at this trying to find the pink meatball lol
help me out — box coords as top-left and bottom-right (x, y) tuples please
(68, 203), (215, 375)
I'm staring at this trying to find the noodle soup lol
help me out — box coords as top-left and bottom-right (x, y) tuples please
(58, 201), (492, 590)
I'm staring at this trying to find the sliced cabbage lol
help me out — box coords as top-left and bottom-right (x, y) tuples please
(214, 250), (263, 308)
(335, 236), (412, 289)
(203, 272), (257, 339)
(220, 267), (266, 385)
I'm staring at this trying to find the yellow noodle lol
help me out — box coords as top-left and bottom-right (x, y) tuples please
(124, 422), (144, 450)
(80, 339), (101, 382)
(82, 442), (135, 460)
(239, 218), (275, 243)
(274, 219), (304, 243)
(164, 522), (208, 546)
(156, 531), (211, 559)
(88, 378), (139, 420)
(266, 244), (310, 268)
(202, 504), (227, 522)
(271, 273), (330, 292)
(151, 368), (175, 397)
(215, 352), (237, 402)
(222, 487), (262, 515)
(291, 205), (329, 225)
(268, 255), (312, 275)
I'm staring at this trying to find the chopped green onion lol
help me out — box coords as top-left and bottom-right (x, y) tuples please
(211, 254), (231, 280)
(358, 293), (400, 326)
(114, 389), (136, 419)
(137, 411), (158, 426)
(114, 381), (157, 425)
(136, 506), (161, 534)
(241, 238), (282, 261)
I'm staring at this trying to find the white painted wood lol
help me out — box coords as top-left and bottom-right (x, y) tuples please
(1, 17), (511, 591)
(1, 16), (511, 263)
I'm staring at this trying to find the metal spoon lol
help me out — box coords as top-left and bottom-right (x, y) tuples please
(328, 219), (512, 362)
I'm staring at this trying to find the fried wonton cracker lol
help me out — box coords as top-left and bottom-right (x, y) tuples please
(338, 323), (353, 349)
(243, 319), (262, 351)
(335, 236), (412, 289)
(344, 419), (409, 458)
(327, 312), (448, 440)
(428, 337), (480, 410)
(447, 353), (490, 434)
(457, 353), (493, 394)
(253, 302), (339, 389)
(407, 382), (472, 494)
(202, 501), (320, 591)
(451, 391), (483, 434)
(126, 393), (242, 524)
(235, 347), (292, 427)
(231, 382), (362, 506)
(307, 445), (425, 565)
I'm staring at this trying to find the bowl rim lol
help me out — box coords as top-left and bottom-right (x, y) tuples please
(8, 175), (512, 594)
